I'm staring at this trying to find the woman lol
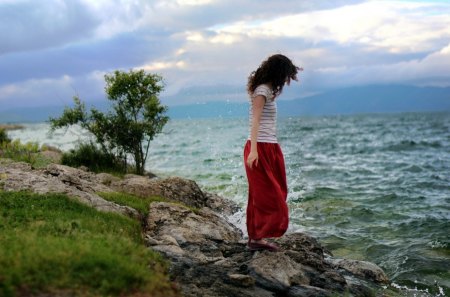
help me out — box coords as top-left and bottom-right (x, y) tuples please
(244, 54), (302, 252)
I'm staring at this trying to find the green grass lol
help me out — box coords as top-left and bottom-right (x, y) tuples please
(30, 153), (57, 169)
(0, 139), (39, 166)
(0, 191), (179, 297)
(98, 192), (167, 215)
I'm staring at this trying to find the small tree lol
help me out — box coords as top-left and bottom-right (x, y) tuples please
(50, 69), (169, 175)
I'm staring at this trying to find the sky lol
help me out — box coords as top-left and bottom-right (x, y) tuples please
(0, 0), (449, 111)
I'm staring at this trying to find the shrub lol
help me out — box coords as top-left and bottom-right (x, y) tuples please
(0, 139), (39, 165)
(61, 142), (127, 174)
(0, 128), (11, 144)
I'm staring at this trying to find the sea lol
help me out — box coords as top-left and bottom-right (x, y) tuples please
(7, 111), (450, 296)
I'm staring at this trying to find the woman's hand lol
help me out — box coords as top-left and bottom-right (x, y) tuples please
(247, 150), (259, 169)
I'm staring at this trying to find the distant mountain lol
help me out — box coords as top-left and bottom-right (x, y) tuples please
(278, 85), (450, 116)
(169, 85), (450, 118)
(0, 85), (448, 123)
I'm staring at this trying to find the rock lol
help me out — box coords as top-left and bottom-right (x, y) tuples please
(0, 162), (139, 219)
(157, 177), (208, 208)
(144, 202), (242, 261)
(111, 175), (241, 212)
(329, 258), (390, 284)
(143, 197), (387, 296)
(96, 172), (121, 186)
(309, 270), (347, 292)
(110, 174), (159, 197)
(227, 273), (255, 288)
(249, 251), (309, 291)
(1, 160), (391, 297)
(288, 285), (332, 297)
(277, 232), (328, 271)
(204, 192), (241, 216)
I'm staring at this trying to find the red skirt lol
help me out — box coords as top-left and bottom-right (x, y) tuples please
(244, 140), (289, 240)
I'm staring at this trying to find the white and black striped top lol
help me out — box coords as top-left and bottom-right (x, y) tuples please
(248, 84), (278, 143)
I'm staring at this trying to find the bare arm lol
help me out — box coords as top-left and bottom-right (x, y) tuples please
(247, 95), (265, 169)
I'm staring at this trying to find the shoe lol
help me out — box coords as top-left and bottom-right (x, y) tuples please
(247, 240), (280, 252)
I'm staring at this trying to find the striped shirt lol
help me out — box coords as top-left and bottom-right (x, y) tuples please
(248, 84), (278, 143)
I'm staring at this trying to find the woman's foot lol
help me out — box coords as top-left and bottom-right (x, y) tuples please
(247, 239), (280, 252)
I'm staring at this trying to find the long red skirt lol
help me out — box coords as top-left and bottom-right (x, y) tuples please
(244, 140), (289, 240)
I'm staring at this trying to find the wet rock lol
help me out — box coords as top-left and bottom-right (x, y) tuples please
(204, 192), (241, 216)
(144, 195), (388, 296)
(329, 258), (389, 284)
(248, 251), (309, 291)
(287, 285), (332, 297)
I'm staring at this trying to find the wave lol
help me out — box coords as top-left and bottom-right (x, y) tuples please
(384, 140), (443, 152)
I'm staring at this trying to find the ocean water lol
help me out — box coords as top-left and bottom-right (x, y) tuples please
(7, 111), (450, 296)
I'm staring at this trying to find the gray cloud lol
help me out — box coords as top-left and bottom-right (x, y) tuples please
(0, 0), (98, 54)
(0, 0), (449, 111)
(0, 31), (181, 85)
(143, 0), (367, 30)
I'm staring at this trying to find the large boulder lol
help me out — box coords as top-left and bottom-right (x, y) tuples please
(329, 258), (389, 284)
(144, 202), (242, 262)
(110, 176), (208, 208)
(143, 195), (389, 297)
(110, 175), (240, 216)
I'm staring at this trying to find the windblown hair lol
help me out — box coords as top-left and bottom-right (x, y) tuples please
(247, 54), (301, 96)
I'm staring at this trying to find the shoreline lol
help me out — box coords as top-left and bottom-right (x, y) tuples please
(2, 114), (448, 296)
(0, 159), (398, 296)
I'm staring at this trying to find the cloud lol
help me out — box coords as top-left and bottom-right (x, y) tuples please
(0, 0), (98, 54)
(0, 32), (181, 85)
(0, 0), (449, 110)
(0, 75), (75, 108)
(213, 1), (450, 53)
(0, 69), (112, 111)
(304, 42), (450, 89)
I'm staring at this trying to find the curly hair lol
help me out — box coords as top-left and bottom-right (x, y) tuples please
(247, 54), (301, 96)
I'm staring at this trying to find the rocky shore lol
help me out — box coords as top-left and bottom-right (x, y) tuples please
(0, 159), (391, 296)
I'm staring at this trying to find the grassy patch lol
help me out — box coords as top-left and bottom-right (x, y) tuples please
(30, 153), (56, 169)
(0, 139), (40, 165)
(0, 135), (58, 168)
(98, 192), (167, 215)
(0, 191), (179, 297)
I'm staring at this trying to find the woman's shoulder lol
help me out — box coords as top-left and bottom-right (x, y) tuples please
(252, 84), (274, 101)
(255, 84), (271, 92)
